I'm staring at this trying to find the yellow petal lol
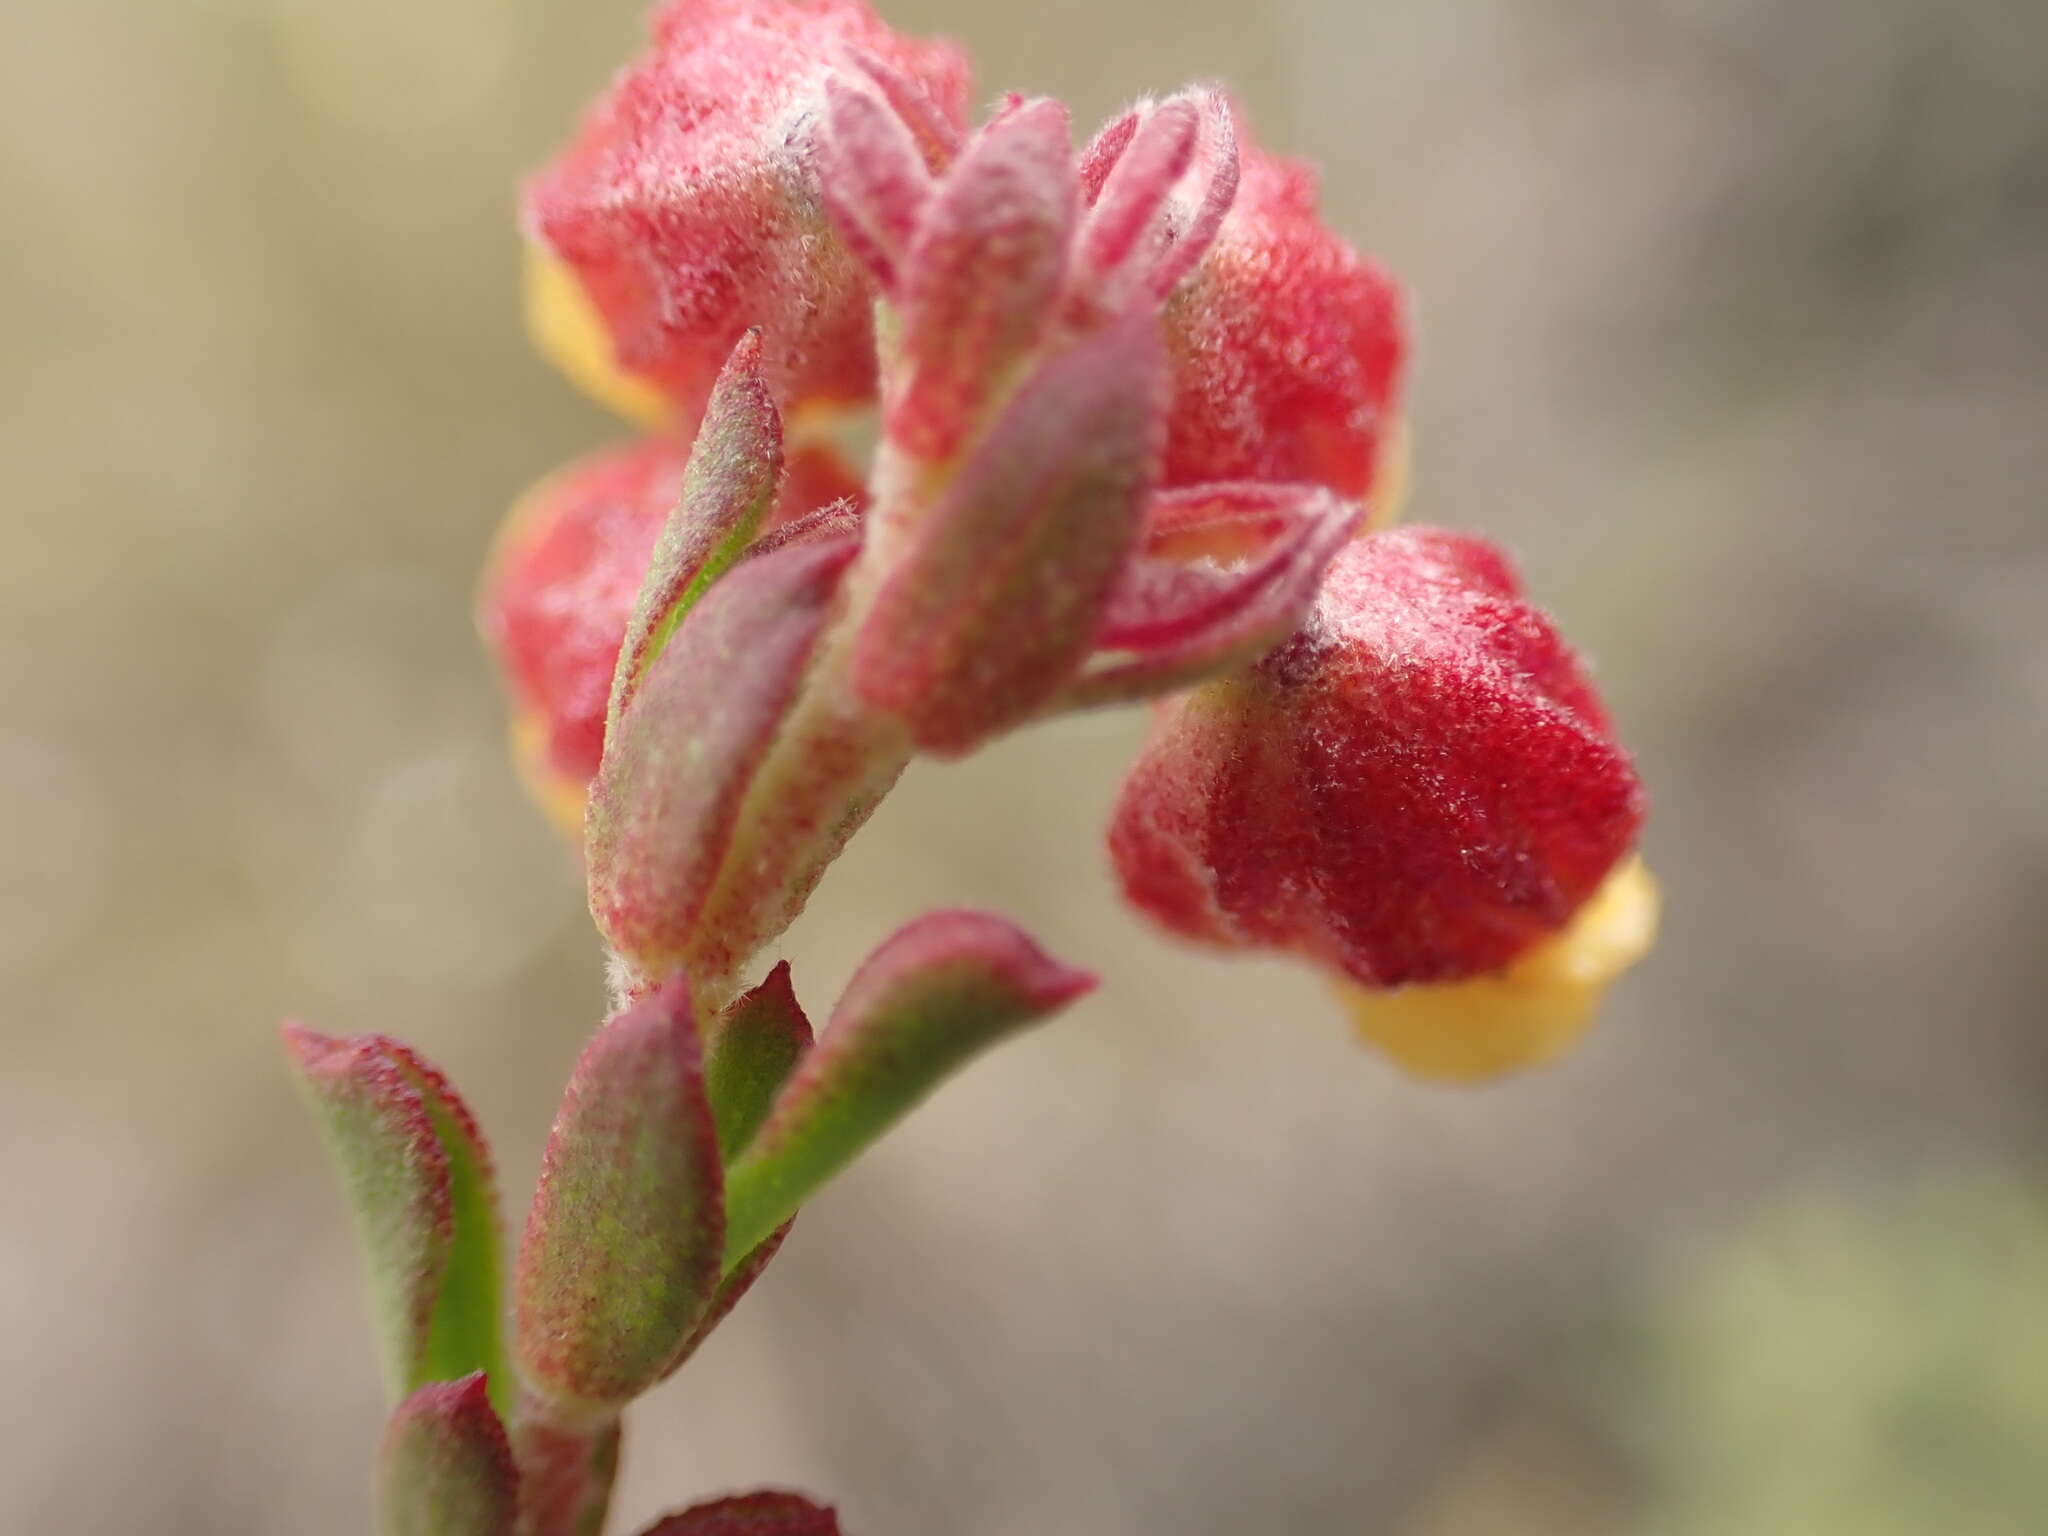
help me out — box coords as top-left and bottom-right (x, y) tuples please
(1340, 858), (1659, 1082)
(524, 243), (672, 430)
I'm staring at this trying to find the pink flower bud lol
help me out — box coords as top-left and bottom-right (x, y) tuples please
(638, 1491), (841, 1535)
(1161, 125), (1407, 502)
(525, 0), (970, 422)
(1109, 527), (1645, 989)
(377, 1375), (518, 1536)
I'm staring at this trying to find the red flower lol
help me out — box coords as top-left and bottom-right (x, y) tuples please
(524, 0), (970, 423)
(1110, 527), (1645, 990)
(1160, 126), (1407, 505)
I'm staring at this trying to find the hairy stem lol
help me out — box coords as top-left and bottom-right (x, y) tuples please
(512, 1390), (621, 1536)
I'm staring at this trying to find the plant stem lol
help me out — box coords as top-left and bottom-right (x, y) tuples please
(512, 1390), (621, 1536)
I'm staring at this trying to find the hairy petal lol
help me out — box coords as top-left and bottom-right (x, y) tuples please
(1110, 528), (1646, 988)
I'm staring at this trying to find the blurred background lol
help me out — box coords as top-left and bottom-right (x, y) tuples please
(3, 0), (2045, 1530)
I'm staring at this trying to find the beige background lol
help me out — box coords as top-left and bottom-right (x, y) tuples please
(2, 0), (2044, 1531)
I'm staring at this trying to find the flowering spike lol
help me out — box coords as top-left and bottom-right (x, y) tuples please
(282, 1026), (505, 1409)
(1110, 527), (1646, 995)
(719, 911), (1094, 1266)
(524, 0), (970, 421)
(377, 1375), (518, 1536)
(817, 75), (935, 291)
(638, 1491), (841, 1536)
(887, 97), (1076, 461)
(852, 312), (1166, 755)
(703, 960), (814, 1161)
(607, 332), (786, 739)
(1078, 96), (1199, 285)
(516, 979), (725, 1408)
(587, 535), (860, 981)
(1059, 481), (1360, 710)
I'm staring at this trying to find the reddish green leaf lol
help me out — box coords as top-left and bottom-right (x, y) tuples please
(703, 961), (814, 1161)
(587, 536), (859, 981)
(720, 911), (1094, 1267)
(515, 980), (725, 1407)
(637, 1491), (840, 1535)
(888, 97), (1076, 461)
(607, 330), (785, 739)
(282, 1026), (504, 1409)
(377, 1374), (517, 1536)
(853, 312), (1165, 755)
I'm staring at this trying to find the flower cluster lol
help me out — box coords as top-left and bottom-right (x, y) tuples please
(295, 4), (1660, 1533)
(486, 0), (1653, 1074)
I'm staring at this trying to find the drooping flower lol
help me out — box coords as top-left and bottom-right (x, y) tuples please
(1159, 124), (1408, 508)
(523, 0), (971, 426)
(1109, 527), (1650, 1075)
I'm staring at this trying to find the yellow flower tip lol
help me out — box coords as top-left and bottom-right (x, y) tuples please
(1340, 858), (1660, 1083)
(524, 242), (673, 430)
(510, 709), (591, 843)
(1364, 414), (1410, 531)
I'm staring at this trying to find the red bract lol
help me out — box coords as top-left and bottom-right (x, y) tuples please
(482, 437), (862, 808)
(1160, 126), (1407, 503)
(1109, 527), (1645, 987)
(525, 0), (970, 421)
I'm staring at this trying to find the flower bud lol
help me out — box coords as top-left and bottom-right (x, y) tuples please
(1161, 128), (1407, 503)
(377, 1375), (518, 1536)
(525, 0), (970, 423)
(1109, 527), (1646, 1004)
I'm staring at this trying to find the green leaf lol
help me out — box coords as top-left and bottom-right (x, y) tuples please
(283, 1026), (506, 1413)
(719, 911), (1094, 1269)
